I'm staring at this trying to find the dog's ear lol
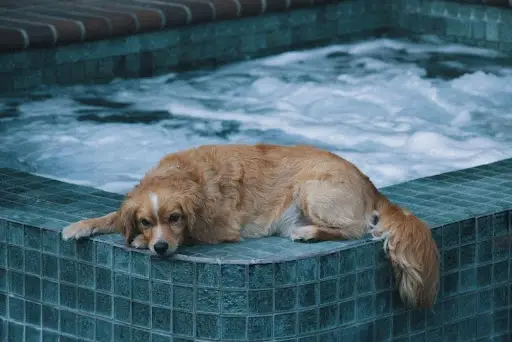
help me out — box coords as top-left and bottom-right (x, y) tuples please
(115, 197), (139, 245)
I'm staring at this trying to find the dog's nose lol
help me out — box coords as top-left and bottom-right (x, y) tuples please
(154, 241), (169, 255)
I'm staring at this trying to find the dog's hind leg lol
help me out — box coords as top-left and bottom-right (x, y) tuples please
(287, 180), (375, 242)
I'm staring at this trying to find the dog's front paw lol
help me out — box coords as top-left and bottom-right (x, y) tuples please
(290, 226), (318, 242)
(61, 221), (95, 241)
(131, 234), (149, 249)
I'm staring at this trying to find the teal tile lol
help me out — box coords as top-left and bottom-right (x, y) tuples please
(60, 283), (76, 309)
(41, 230), (59, 254)
(275, 286), (297, 311)
(298, 283), (317, 308)
(460, 268), (477, 293)
(7, 322), (23, 342)
(95, 318), (113, 341)
(77, 287), (94, 312)
(42, 305), (59, 330)
(132, 302), (150, 328)
(356, 269), (375, 294)
(0, 244), (5, 268)
(0, 293), (5, 316)
(9, 296), (24, 321)
(221, 264), (246, 288)
(339, 300), (355, 325)
(172, 260), (194, 285)
(131, 252), (149, 277)
(173, 285), (193, 310)
(60, 309), (77, 335)
(248, 290), (273, 314)
(77, 262), (94, 288)
(319, 304), (337, 330)
(297, 257), (317, 283)
(114, 272), (131, 298)
(375, 316), (391, 340)
(41, 279), (58, 305)
(76, 314), (95, 340)
(95, 292), (112, 317)
(196, 263), (219, 287)
(9, 271), (24, 296)
(298, 308), (318, 334)
(249, 263), (274, 289)
(24, 250), (40, 275)
(7, 222), (23, 246)
(59, 259), (76, 284)
(25, 326), (40, 341)
(96, 267), (112, 292)
(132, 277), (149, 302)
(339, 248), (356, 274)
(221, 316), (246, 340)
(319, 279), (337, 304)
(477, 216), (493, 241)
(356, 295), (374, 321)
(248, 316), (272, 340)
(275, 261), (296, 286)
(221, 290), (247, 314)
(113, 246), (130, 273)
(132, 328), (150, 341)
(339, 274), (356, 300)
(24, 225), (40, 250)
(196, 314), (220, 339)
(59, 238), (76, 258)
(24, 274), (41, 301)
(172, 310), (193, 336)
(8, 245), (23, 271)
(76, 239), (94, 262)
(152, 281), (172, 307)
(477, 264), (492, 288)
(152, 307), (171, 332)
(196, 287), (220, 313)
(476, 313), (492, 338)
(0, 220), (6, 242)
(114, 296), (131, 323)
(95, 242), (112, 267)
(41, 253), (59, 279)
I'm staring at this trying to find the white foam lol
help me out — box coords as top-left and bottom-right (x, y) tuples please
(1, 36), (511, 193)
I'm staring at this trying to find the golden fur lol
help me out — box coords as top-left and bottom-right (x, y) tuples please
(62, 143), (440, 308)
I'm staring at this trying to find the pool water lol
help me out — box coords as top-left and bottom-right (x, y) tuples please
(1, 35), (512, 194)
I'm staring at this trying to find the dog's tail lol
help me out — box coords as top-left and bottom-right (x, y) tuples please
(369, 196), (440, 308)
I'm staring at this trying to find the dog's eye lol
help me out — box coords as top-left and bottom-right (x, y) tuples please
(140, 218), (151, 227)
(169, 213), (181, 223)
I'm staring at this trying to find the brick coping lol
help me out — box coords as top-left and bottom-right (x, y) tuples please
(1, 0), (511, 53)
(0, 0), (345, 53)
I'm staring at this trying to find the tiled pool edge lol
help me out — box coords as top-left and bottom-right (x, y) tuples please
(391, 0), (512, 53)
(1, 158), (511, 341)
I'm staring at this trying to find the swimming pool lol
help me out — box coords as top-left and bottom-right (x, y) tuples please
(1, 34), (512, 194)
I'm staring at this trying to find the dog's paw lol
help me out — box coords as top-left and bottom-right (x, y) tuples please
(290, 226), (318, 242)
(61, 221), (95, 241)
(131, 234), (149, 249)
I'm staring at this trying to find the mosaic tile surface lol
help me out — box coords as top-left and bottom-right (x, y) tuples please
(0, 159), (511, 341)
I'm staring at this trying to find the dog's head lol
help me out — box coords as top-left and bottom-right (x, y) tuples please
(116, 180), (201, 256)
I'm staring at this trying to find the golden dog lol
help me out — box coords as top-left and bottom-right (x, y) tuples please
(62, 143), (439, 308)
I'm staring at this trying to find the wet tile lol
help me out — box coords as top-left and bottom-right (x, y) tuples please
(221, 264), (246, 288)
(131, 251), (149, 277)
(248, 290), (273, 314)
(275, 261), (296, 286)
(297, 257), (317, 282)
(152, 281), (172, 306)
(132, 277), (149, 302)
(95, 292), (112, 317)
(114, 296), (131, 323)
(173, 285), (193, 310)
(132, 302), (150, 328)
(196, 263), (219, 287)
(221, 316), (246, 340)
(152, 307), (171, 332)
(222, 290), (247, 313)
(249, 263), (273, 289)
(173, 310), (193, 336)
(76, 314), (95, 340)
(196, 313), (220, 339)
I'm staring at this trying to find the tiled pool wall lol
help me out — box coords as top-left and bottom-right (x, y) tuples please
(392, 0), (512, 52)
(0, 0), (391, 93)
(2, 0), (512, 92)
(0, 0), (512, 341)
(0, 159), (511, 342)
